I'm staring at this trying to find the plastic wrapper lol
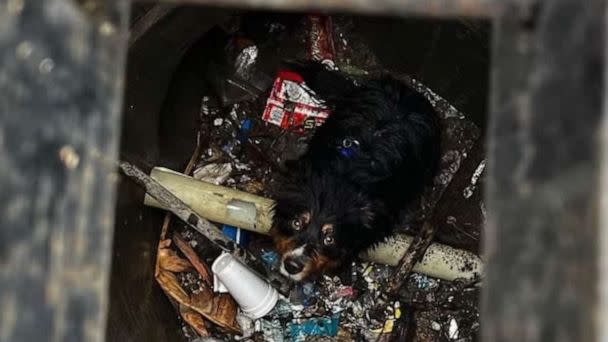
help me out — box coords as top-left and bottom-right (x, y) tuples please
(261, 70), (330, 134)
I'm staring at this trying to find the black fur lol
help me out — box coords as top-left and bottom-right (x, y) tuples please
(271, 62), (441, 281)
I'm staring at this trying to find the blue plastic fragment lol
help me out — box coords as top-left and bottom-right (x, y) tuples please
(287, 316), (340, 341)
(411, 273), (437, 289)
(238, 118), (253, 143)
(261, 250), (280, 270)
(289, 282), (317, 307)
(221, 224), (249, 247)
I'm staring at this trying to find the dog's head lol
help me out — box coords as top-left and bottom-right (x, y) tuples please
(270, 164), (381, 281)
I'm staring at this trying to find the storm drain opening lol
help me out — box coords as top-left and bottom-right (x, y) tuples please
(110, 4), (490, 341)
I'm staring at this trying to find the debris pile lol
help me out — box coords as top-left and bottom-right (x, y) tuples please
(138, 13), (485, 342)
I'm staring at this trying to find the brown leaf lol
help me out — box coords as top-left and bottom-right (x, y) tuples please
(159, 238), (172, 249)
(156, 269), (241, 334)
(190, 289), (241, 334)
(156, 270), (191, 306)
(180, 304), (210, 337)
(155, 239), (173, 277)
(173, 234), (212, 285)
(158, 247), (192, 273)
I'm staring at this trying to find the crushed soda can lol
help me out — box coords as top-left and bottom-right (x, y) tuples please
(308, 14), (336, 69)
(261, 70), (330, 134)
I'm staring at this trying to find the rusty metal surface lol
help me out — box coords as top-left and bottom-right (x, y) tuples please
(483, 0), (604, 341)
(0, 0), (129, 341)
(155, 0), (501, 18)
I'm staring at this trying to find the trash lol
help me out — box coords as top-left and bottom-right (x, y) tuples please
(359, 232), (483, 281)
(308, 15), (337, 69)
(260, 250), (281, 270)
(463, 159), (486, 199)
(200, 96), (220, 118)
(173, 234), (212, 286)
(237, 118), (253, 144)
(222, 224), (250, 247)
(235, 312), (255, 340)
(448, 318), (459, 339)
(213, 273), (229, 294)
(234, 45), (259, 80)
(229, 42), (273, 94)
(211, 252), (279, 319)
(331, 285), (355, 300)
(270, 298), (297, 317)
(193, 163), (233, 185)
(289, 282), (317, 307)
(155, 269), (241, 334)
(157, 241), (193, 273)
(191, 338), (226, 342)
(241, 179), (265, 194)
(371, 318), (395, 334)
(287, 316), (340, 341)
(394, 301), (402, 319)
(431, 321), (441, 331)
(179, 304), (210, 337)
(411, 273), (438, 290)
(255, 319), (285, 342)
(261, 70), (330, 134)
(144, 167), (275, 234)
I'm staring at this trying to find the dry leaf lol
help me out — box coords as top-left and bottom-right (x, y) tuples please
(159, 239), (172, 249)
(191, 289), (241, 334)
(155, 239), (173, 277)
(180, 304), (210, 337)
(173, 234), (212, 285)
(156, 270), (191, 305)
(158, 247), (192, 273)
(157, 269), (240, 334)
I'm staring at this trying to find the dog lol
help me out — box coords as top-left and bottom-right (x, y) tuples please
(270, 62), (441, 282)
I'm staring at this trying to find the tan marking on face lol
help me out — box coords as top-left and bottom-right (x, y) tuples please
(297, 253), (341, 280)
(322, 223), (334, 235)
(300, 211), (311, 225)
(270, 227), (297, 255)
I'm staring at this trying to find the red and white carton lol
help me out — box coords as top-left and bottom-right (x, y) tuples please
(262, 70), (330, 134)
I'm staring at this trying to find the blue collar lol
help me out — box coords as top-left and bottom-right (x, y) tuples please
(337, 138), (360, 159)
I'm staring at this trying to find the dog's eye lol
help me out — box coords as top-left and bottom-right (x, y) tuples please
(291, 219), (302, 230)
(324, 235), (335, 245)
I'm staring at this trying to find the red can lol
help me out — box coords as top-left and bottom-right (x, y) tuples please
(307, 15), (336, 68)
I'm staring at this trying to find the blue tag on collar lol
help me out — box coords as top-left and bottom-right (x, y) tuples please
(337, 138), (360, 159)
(339, 147), (357, 159)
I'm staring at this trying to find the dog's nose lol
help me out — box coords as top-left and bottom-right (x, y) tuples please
(284, 257), (304, 274)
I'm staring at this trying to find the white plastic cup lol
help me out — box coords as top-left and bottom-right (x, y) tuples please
(211, 253), (278, 319)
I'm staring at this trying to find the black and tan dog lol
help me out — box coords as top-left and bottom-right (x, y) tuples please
(271, 62), (441, 281)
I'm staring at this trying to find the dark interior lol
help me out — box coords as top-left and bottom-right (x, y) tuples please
(107, 5), (490, 341)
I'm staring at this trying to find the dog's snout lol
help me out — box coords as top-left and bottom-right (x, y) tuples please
(283, 257), (304, 275)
